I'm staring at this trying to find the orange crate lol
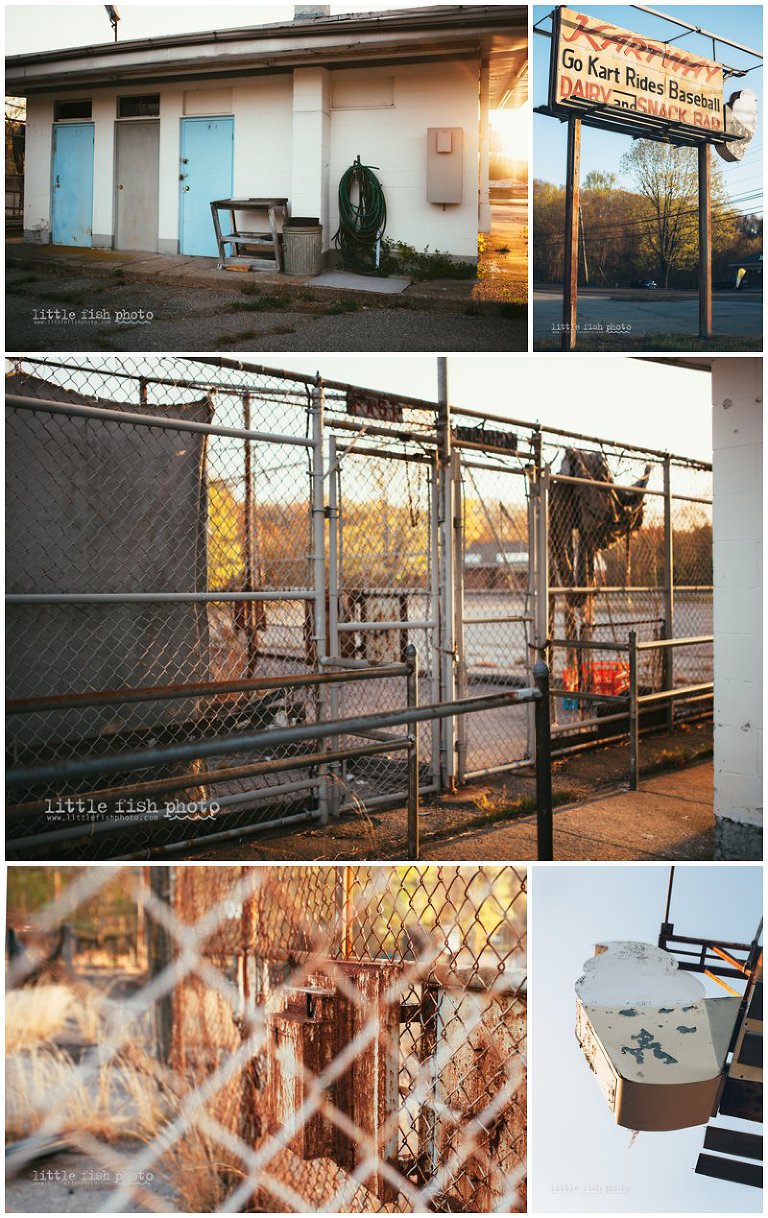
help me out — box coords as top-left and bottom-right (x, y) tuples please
(562, 661), (629, 695)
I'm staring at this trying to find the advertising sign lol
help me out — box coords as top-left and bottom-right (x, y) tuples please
(549, 7), (725, 138)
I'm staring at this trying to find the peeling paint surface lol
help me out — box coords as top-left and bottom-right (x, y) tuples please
(575, 941), (742, 1130)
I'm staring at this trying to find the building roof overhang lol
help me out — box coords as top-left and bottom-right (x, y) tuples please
(6, 5), (528, 109)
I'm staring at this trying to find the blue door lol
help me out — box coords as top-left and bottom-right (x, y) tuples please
(179, 117), (234, 256)
(51, 123), (94, 246)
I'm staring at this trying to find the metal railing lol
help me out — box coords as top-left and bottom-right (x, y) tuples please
(546, 631), (713, 790)
(6, 650), (554, 861)
(6, 355), (713, 857)
(627, 631), (714, 790)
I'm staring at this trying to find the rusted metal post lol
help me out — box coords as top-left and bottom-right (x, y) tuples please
(147, 867), (173, 1065)
(341, 865), (354, 959)
(629, 629), (639, 790)
(406, 642), (420, 860)
(533, 660), (553, 861)
(562, 114), (582, 352)
(698, 142), (713, 340)
(662, 455), (675, 726)
(416, 981), (440, 1185)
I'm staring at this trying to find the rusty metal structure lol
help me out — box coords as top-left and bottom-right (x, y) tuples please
(6, 863), (527, 1213)
(657, 870), (763, 1190)
(5, 355), (713, 859)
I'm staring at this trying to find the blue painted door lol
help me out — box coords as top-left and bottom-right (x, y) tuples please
(179, 117), (234, 256)
(51, 123), (94, 246)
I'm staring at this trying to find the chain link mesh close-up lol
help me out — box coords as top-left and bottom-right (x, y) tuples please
(5, 864), (527, 1214)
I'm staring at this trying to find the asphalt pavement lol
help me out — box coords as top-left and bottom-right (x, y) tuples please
(533, 287), (762, 348)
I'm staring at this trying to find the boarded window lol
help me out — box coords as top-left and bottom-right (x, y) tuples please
(331, 77), (394, 110)
(54, 98), (92, 120)
(118, 94), (160, 118)
(183, 88), (234, 116)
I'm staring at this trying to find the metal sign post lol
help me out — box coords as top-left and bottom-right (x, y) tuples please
(537, 6), (758, 351)
(698, 143), (713, 339)
(562, 114), (581, 352)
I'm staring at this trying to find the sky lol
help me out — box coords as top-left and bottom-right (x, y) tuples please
(5, 2), (529, 142)
(4, 2), (407, 53)
(255, 354), (714, 460)
(531, 863), (763, 1214)
(533, 4), (763, 218)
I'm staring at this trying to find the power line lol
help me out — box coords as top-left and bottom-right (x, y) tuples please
(536, 190), (764, 243)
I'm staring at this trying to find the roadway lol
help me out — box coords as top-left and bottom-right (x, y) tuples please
(534, 286), (762, 347)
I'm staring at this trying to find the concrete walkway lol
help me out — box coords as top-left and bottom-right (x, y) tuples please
(6, 240), (479, 308)
(421, 760), (715, 862)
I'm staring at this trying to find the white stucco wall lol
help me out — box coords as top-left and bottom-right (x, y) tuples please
(328, 59), (480, 259)
(711, 358), (763, 858)
(22, 58), (480, 258)
(21, 96), (53, 241)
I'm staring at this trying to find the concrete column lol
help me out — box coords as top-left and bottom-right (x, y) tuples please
(291, 67), (331, 251)
(157, 89), (184, 254)
(711, 358), (762, 859)
(22, 97), (54, 243)
(91, 94), (115, 248)
(478, 52), (491, 234)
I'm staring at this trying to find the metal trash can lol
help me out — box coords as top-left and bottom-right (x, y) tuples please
(282, 217), (323, 276)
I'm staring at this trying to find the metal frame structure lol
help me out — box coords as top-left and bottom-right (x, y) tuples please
(534, 5), (763, 349)
(5, 355), (712, 859)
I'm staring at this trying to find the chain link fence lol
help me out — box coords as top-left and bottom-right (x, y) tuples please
(6, 863), (527, 1213)
(5, 356), (712, 857)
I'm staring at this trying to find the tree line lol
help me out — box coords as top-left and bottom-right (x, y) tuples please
(534, 141), (762, 289)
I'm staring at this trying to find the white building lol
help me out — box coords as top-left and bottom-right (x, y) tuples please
(710, 358), (762, 860)
(6, 4), (527, 263)
(665, 357), (762, 860)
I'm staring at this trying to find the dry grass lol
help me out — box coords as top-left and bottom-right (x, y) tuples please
(6, 981), (168, 1149)
(5, 1043), (169, 1144)
(5, 985), (75, 1051)
(159, 1072), (248, 1212)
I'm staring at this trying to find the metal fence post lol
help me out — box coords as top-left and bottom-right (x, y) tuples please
(533, 659), (553, 861)
(327, 434), (341, 817)
(437, 358), (456, 791)
(147, 867), (174, 1065)
(662, 455), (675, 728)
(452, 450), (467, 784)
(406, 643), (420, 860)
(533, 446), (551, 743)
(311, 379), (330, 822)
(629, 629), (639, 790)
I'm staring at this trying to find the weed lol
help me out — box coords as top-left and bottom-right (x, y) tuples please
(230, 294), (285, 313)
(326, 300), (358, 315)
(214, 330), (258, 346)
(379, 239), (477, 281)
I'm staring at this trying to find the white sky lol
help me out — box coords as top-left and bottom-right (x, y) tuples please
(256, 355), (714, 461)
(6, 2), (459, 54)
(531, 864), (763, 1214)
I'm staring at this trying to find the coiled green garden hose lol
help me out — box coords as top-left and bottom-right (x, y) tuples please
(334, 155), (387, 272)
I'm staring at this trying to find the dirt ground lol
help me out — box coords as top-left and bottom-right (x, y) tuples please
(6, 188), (526, 353)
(189, 718), (714, 863)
